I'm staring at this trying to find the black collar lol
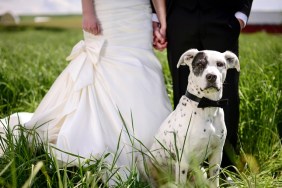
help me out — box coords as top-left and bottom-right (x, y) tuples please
(185, 91), (228, 108)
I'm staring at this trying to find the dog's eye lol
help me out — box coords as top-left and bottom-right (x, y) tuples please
(217, 62), (224, 67)
(197, 62), (204, 69)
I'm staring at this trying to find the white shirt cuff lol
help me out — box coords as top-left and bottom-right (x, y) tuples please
(235, 12), (248, 27)
(152, 13), (159, 22)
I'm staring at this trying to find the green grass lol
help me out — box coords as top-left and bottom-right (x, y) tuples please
(0, 19), (281, 187)
(239, 34), (282, 152)
(0, 27), (82, 114)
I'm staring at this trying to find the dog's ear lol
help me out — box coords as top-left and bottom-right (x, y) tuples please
(224, 51), (240, 72)
(177, 49), (199, 68)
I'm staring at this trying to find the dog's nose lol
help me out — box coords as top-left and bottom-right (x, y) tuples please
(206, 74), (217, 83)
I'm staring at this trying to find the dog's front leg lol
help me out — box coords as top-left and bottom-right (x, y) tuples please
(208, 149), (222, 188)
(175, 161), (188, 186)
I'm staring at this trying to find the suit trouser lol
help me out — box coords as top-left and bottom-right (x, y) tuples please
(167, 6), (241, 169)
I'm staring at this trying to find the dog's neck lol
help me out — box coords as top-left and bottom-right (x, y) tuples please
(185, 90), (228, 108)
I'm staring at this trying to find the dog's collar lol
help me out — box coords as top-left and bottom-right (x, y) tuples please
(185, 91), (228, 108)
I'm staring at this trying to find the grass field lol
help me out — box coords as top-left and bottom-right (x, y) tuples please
(0, 16), (281, 187)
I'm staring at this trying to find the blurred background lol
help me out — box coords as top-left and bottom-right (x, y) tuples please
(0, 0), (281, 32)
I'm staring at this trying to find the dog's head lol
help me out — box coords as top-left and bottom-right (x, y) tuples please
(177, 49), (240, 100)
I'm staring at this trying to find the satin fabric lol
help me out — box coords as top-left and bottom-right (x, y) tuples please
(0, 0), (171, 171)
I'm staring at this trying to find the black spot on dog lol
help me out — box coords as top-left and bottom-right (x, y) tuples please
(213, 168), (219, 175)
(171, 153), (176, 160)
(182, 102), (187, 106)
(192, 52), (208, 76)
(182, 170), (186, 174)
(221, 129), (224, 133)
(194, 112), (197, 115)
(204, 129), (206, 132)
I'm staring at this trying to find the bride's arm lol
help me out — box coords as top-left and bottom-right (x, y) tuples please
(81, 0), (101, 35)
(151, 0), (167, 36)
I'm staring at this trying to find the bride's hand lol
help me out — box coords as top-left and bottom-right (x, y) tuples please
(151, 0), (167, 51)
(82, 14), (101, 35)
(153, 22), (167, 51)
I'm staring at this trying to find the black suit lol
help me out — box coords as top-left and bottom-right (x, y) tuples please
(152, 0), (253, 170)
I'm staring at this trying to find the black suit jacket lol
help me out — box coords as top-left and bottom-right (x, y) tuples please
(151, 0), (253, 19)
(166, 0), (253, 17)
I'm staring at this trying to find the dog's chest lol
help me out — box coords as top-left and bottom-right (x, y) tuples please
(188, 108), (225, 154)
(153, 96), (226, 161)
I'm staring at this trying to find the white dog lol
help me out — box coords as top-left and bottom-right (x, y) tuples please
(141, 49), (240, 187)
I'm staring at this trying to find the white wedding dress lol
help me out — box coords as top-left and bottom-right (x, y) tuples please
(0, 0), (171, 172)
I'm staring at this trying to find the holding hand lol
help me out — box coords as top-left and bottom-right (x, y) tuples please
(151, 0), (167, 51)
(153, 21), (167, 51)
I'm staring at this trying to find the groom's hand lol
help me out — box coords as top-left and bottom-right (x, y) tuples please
(152, 22), (167, 51)
(237, 18), (245, 30)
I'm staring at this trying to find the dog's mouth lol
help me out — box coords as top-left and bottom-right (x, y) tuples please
(200, 85), (221, 92)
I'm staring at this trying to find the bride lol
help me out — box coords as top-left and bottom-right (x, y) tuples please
(0, 0), (171, 175)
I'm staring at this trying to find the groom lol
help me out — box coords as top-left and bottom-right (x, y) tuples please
(151, 0), (253, 172)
